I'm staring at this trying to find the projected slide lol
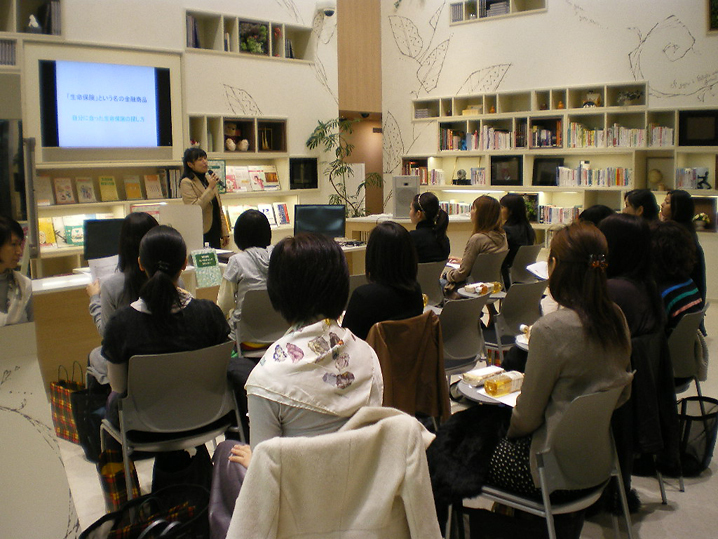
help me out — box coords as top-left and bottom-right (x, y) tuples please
(55, 60), (159, 148)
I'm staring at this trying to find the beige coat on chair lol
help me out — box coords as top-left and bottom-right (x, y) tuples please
(225, 407), (442, 539)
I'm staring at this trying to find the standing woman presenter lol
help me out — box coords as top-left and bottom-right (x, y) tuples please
(180, 147), (230, 248)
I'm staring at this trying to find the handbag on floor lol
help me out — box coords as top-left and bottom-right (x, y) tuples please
(97, 447), (142, 513)
(50, 362), (84, 444)
(79, 484), (210, 539)
(72, 383), (111, 463)
(152, 445), (213, 493)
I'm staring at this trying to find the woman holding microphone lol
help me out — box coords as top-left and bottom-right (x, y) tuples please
(180, 147), (230, 248)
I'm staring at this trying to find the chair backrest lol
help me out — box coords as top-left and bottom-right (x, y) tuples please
(668, 306), (707, 379)
(540, 379), (631, 492)
(122, 340), (236, 433)
(469, 251), (508, 285)
(366, 310), (451, 421)
(439, 295), (490, 361)
(417, 260), (447, 306)
(237, 288), (290, 345)
(496, 280), (548, 338)
(509, 244), (543, 285)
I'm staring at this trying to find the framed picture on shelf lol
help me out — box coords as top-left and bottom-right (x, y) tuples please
(491, 155), (523, 186)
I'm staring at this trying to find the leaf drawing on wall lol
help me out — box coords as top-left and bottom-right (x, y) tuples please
(275, 0), (303, 24)
(313, 57), (339, 104)
(417, 39), (449, 93)
(457, 64), (512, 95)
(223, 85), (262, 116)
(382, 112), (405, 174)
(429, 3), (443, 30)
(389, 16), (424, 58)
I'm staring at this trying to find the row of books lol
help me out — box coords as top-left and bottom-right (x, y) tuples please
(556, 165), (633, 187)
(470, 167), (488, 186)
(0, 40), (16, 66)
(676, 167), (710, 189)
(38, 213), (114, 249)
(605, 124), (646, 148)
(566, 123), (607, 148)
(479, 127), (514, 150)
(37, 174), (168, 205)
(536, 205), (581, 225)
(531, 122), (562, 147)
(37, 1), (61, 35)
(225, 202), (290, 228)
(484, 1), (510, 18)
(439, 201), (472, 215)
(224, 165), (280, 193)
(186, 14), (202, 48)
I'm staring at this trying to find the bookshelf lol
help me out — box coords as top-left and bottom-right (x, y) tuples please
(186, 10), (313, 61)
(405, 81), (718, 238)
(449, 0), (546, 24)
(188, 115), (287, 155)
(0, 0), (61, 68)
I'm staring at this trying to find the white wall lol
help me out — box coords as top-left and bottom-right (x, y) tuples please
(380, 0), (718, 173)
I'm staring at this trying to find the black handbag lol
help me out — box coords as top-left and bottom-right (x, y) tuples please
(71, 384), (111, 463)
(80, 483), (210, 539)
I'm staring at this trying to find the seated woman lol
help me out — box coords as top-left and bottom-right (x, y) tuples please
(442, 195), (508, 296)
(499, 193), (535, 288)
(409, 192), (450, 263)
(485, 222), (632, 500)
(0, 216), (32, 326)
(623, 188), (659, 222)
(102, 225), (230, 426)
(578, 204), (615, 227)
(216, 209), (273, 343)
(85, 212), (158, 385)
(651, 220), (704, 335)
(343, 221), (424, 340)
(210, 233), (383, 537)
(660, 190), (707, 317)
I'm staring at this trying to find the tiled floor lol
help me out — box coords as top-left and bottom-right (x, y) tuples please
(61, 311), (718, 537)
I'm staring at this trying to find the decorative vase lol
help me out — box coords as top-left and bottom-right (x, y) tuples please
(694, 221), (706, 230)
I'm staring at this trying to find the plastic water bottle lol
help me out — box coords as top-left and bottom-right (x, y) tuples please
(484, 371), (524, 397)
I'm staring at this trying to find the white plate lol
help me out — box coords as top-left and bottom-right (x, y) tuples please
(515, 334), (529, 350)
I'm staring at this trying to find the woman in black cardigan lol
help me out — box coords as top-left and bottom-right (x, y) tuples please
(409, 192), (450, 263)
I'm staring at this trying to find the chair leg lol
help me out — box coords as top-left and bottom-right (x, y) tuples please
(654, 455), (668, 504)
(538, 468), (557, 539)
(445, 503), (453, 539)
(612, 446), (635, 539)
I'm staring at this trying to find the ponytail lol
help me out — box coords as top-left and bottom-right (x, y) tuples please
(138, 226), (186, 322)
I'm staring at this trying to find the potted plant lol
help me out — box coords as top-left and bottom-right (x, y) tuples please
(306, 118), (388, 217)
(693, 212), (711, 230)
(239, 21), (268, 55)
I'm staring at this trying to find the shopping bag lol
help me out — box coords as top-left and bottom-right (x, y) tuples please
(97, 448), (142, 513)
(50, 362), (85, 443)
(80, 484), (210, 539)
(677, 396), (718, 477)
(72, 384), (111, 463)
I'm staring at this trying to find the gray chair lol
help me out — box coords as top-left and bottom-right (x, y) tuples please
(483, 280), (547, 364)
(439, 294), (491, 375)
(468, 250), (508, 286)
(669, 304), (709, 397)
(447, 380), (635, 539)
(347, 273), (369, 309)
(237, 288), (291, 358)
(508, 244), (543, 286)
(417, 260), (447, 307)
(100, 341), (240, 499)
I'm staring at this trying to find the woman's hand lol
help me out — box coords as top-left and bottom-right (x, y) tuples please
(206, 171), (219, 189)
(229, 443), (252, 468)
(86, 279), (101, 297)
(221, 235), (231, 248)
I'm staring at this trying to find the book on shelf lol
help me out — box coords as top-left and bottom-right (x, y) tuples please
(263, 165), (280, 190)
(124, 175), (144, 200)
(186, 14), (200, 48)
(190, 248), (222, 288)
(75, 177), (97, 203)
(61, 214), (87, 247)
(99, 176), (119, 201)
(38, 217), (56, 247)
(51, 216), (68, 247)
(258, 203), (277, 226)
(470, 167), (487, 186)
(130, 203), (161, 222)
(226, 205), (256, 228)
(273, 202), (291, 225)
(35, 175), (55, 206)
(227, 165), (250, 192)
(248, 166), (266, 191)
(143, 174), (165, 199)
(53, 177), (76, 204)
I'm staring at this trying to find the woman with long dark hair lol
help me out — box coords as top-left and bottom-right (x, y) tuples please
(660, 189), (707, 309)
(623, 189), (659, 221)
(409, 192), (450, 262)
(86, 212), (158, 385)
(343, 221), (424, 340)
(485, 222), (632, 500)
(442, 195), (507, 295)
(102, 226), (230, 426)
(180, 147), (230, 248)
(500, 193), (536, 287)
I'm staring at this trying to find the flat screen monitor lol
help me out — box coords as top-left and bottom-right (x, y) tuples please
(293, 204), (346, 238)
(39, 59), (172, 149)
(532, 157), (564, 186)
(83, 218), (124, 260)
(491, 155), (523, 186)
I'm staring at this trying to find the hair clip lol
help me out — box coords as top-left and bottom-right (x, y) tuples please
(157, 260), (170, 272)
(588, 253), (607, 270)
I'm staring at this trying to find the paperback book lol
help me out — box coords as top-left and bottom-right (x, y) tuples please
(99, 176), (119, 202)
(272, 202), (290, 225)
(258, 203), (277, 226)
(263, 165), (280, 190)
(53, 177), (76, 204)
(248, 167), (266, 191)
(190, 248), (222, 288)
(124, 175), (144, 200)
(36, 175), (55, 206)
(143, 174), (164, 199)
(75, 177), (97, 203)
